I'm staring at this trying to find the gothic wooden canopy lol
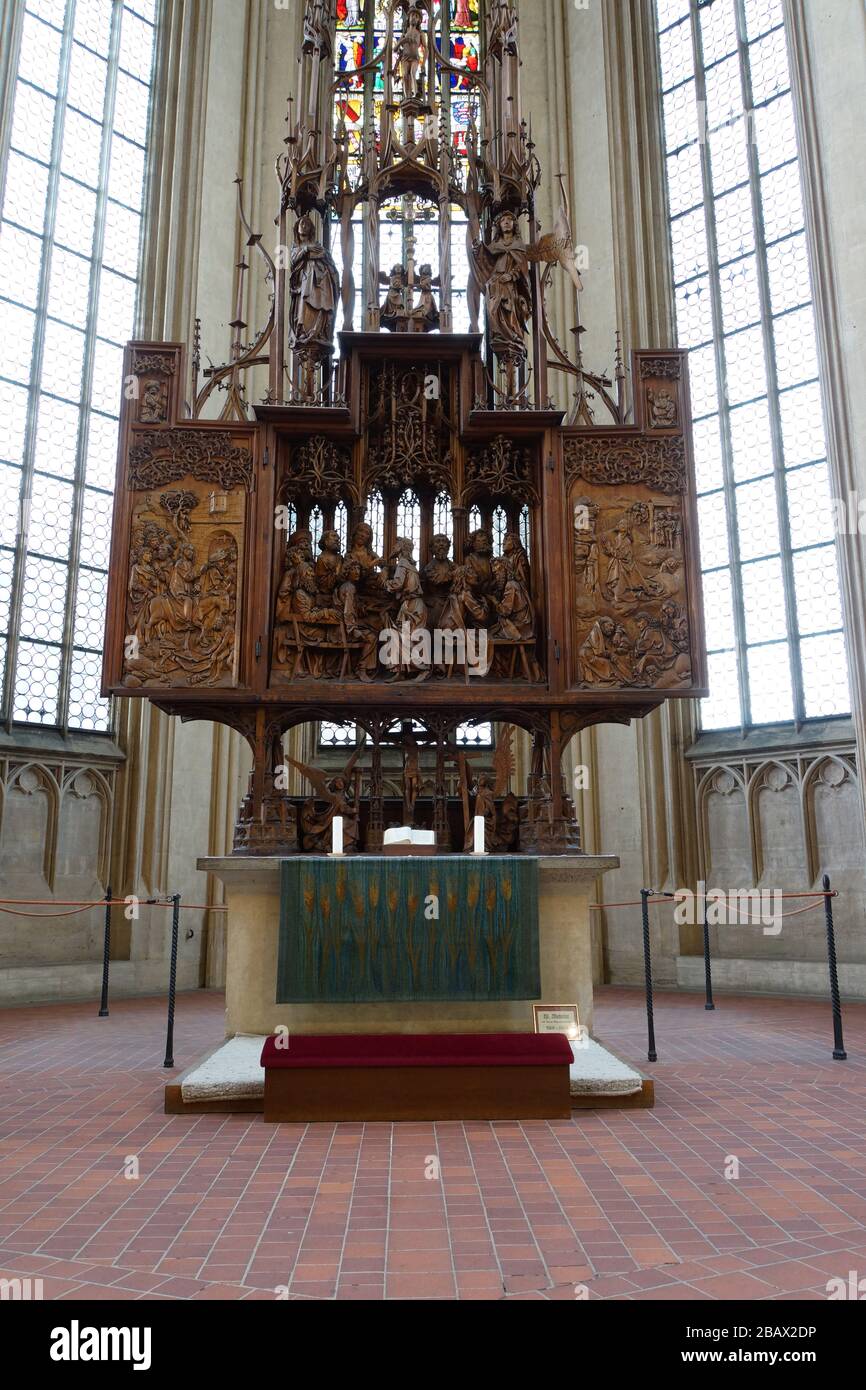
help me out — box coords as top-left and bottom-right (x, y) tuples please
(101, 2), (706, 857)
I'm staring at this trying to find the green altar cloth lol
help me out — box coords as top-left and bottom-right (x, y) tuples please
(276, 857), (539, 1003)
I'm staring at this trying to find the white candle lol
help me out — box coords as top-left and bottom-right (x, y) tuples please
(332, 815), (344, 855)
(473, 814), (486, 855)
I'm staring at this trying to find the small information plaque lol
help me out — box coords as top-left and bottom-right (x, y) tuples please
(532, 1004), (581, 1039)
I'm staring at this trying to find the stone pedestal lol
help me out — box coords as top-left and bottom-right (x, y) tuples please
(199, 854), (620, 1038)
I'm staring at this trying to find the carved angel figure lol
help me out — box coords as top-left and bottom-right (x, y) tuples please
(287, 746), (362, 853)
(531, 183), (585, 297)
(472, 212), (533, 355)
(380, 263), (408, 332)
(410, 263), (440, 332)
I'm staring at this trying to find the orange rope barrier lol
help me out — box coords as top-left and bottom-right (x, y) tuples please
(0, 905), (96, 919)
(591, 889), (836, 909)
(0, 897), (227, 911)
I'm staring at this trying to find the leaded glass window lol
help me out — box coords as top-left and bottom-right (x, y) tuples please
(332, 0), (481, 333)
(656, 0), (850, 730)
(396, 487), (421, 556)
(0, 0), (157, 733)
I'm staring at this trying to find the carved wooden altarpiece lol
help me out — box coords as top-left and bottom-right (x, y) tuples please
(102, 1), (706, 857)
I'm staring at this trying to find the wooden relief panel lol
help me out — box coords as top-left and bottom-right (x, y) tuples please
(120, 430), (253, 690)
(564, 431), (696, 693)
(130, 347), (180, 426)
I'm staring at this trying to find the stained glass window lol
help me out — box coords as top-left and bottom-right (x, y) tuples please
(0, 0), (156, 733)
(332, 0), (481, 333)
(656, 0), (850, 730)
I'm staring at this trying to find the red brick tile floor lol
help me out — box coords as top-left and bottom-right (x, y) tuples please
(0, 986), (864, 1301)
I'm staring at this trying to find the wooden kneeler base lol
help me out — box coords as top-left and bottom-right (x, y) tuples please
(264, 1063), (572, 1122)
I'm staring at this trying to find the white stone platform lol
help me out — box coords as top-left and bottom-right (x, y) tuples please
(177, 1034), (643, 1105)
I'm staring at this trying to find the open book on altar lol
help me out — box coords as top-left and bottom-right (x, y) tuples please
(383, 828), (437, 847)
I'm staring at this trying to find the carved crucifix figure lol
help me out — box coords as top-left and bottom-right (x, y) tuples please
(403, 731), (422, 826)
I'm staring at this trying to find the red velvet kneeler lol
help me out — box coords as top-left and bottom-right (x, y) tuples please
(260, 1032), (572, 1122)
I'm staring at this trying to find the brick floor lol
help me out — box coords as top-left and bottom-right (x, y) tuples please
(0, 986), (864, 1300)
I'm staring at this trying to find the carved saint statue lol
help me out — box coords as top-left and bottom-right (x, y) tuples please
(289, 213), (340, 353)
(647, 386), (678, 428)
(393, 5), (425, 102)
(422, 533), (455, 628)
(128, 546), (160, 625)
(490, 556), (534, 642)
(139, 379), (166, 424)
(383, 536), (429, 679)
(315, 528), (343, 598)
(464, 527), (495, 611)
(502, 531), (530, 590)
(577, 617), (632, 685)
(347, 521), (386, 597)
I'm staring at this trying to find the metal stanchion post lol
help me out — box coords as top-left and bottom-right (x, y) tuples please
(702, 900), (715, 1011)
(98, 883), (112, 1018)
(640, 888), (658, 1062)
(822, 874), (847, 1060)
(163, 894), (181, 1069)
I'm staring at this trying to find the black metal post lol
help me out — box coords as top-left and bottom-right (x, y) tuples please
(702, 898), (715, 1010)
(640, 888), (657, 1062)
(163, 894), (181, 1069)
(98, 883), (112, 1017)
(822, 874), (846, 1060)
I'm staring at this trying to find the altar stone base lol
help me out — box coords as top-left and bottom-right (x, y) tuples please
(198, 854), (619, 1038)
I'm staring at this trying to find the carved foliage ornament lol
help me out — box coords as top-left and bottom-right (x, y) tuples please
(564, 434), (686, 496)
(281, 435), (355, 503)
(132, 351), (177, 376)
(128, 430), (254, 492)
(465, 434), (538, 504)
(639, 356), (682, 380)
(366, 364), (452, 492)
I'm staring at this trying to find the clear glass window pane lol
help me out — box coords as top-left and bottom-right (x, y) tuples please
(656, 0), (850, 727)
(1, 0), (156, 731)
(747, 642), (794, 723)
